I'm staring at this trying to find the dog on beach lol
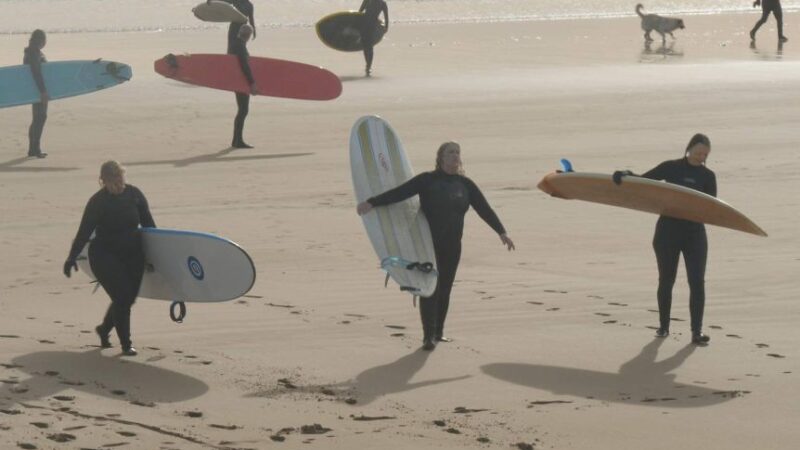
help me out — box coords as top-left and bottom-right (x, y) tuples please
(635, 4), (685, 44)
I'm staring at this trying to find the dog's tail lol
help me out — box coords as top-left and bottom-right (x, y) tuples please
(635, 3), (645, 17)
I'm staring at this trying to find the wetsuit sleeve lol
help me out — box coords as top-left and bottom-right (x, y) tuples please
(28, 51), (46, 94)
(706, 171), (717, 197)
(358, 0), (367, 13)
(66, 194), (103, 262)
(367, 173), (427, 207)
(641, 161), (670, 180)
(133, 187), (156, 228)
(383, 2), (389, 27)
(231, 41), (255, 85)
(464, 178), (507, 235)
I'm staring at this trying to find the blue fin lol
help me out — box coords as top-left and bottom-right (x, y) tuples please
(559, 158), (574, 173)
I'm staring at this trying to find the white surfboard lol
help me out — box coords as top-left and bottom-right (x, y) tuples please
(350, 115), (438, 297)
(76, 228), (256, 303)
(192, 1), (247, 23)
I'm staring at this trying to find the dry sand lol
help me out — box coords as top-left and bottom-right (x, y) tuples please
(1, 12), (799, 450)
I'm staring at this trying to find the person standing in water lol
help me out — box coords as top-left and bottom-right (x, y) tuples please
(63, 161), (156, 356)
(613, 134), (716, 346)
(357, 142), (515, 351)
(750, 0), (788, 43)
(358, 0), (388, 76)
(24, 29), (48, 158)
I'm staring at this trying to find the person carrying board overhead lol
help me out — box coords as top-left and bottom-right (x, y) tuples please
(358, 0), (388, 76)
(613, 133), (716, 346)
(357, 142), (515, 351)
(63, 161), (156, 356)
(24, 29), (48, 158)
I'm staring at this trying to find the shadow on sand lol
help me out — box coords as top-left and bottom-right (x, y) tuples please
(482, 338), (746, 408)
(123, 147), (314, 168)
(0, 349), (208, 408)
(639, 40), (684, 62)
(0, 156), (79, 173)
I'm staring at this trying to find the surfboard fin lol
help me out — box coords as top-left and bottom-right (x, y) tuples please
(559, 158), (574, 173)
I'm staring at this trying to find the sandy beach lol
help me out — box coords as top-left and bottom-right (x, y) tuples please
(1, 9), (799, 450)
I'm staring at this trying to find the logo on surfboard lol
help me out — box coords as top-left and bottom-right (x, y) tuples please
(187, 256), (205, 280)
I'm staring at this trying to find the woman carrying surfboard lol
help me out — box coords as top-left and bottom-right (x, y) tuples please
(24, 29), (48, 158)
(357, 142), (515, 351)
(613, 134), (716, 346)
(63, 161), (156, 356)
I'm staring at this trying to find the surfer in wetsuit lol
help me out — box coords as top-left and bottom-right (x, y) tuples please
(358, 0), (388, 76)
(357, 142), (515, 351)
(613, 134), (716, 346)
(63, 161), (156, 356)
(229, 23), (258, 148)
(750, 0), (788, 43)
(24, 29), (48, 158)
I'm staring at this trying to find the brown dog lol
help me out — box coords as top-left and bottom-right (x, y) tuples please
(636, 4), (685, 44)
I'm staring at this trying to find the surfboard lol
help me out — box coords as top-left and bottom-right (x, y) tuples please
(153, 53), (342, 101)
(350, 115), (438, 297)
(316, 11), (386, 52)
(537, 170), (767, 236)
(192, 1), (247, 23)
(0, 60), (132, 109)
(76, 228), (257, 303)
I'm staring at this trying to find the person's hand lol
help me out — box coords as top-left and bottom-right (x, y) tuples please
(356, 201), (373, 215)
(753, 0), (761, 8)
(500, 234), (515, 251)
(63, 259), (78, 278)
(250, 82), (259, 95)
(612, 170), (633, 185)
(252, 28), (257, 40)
(40, 91), (49, 104)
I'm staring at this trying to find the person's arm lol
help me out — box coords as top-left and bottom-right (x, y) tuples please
(28, 51), (48, 102)
(249, 10), (256, 40)
(64, 194), (102, 276)
(383, 2), (389, 30)
(641, 161), (670, 180)
(232, 40), (256, 89)
(753, 0), (761, 8)
(133, 187), (156, 228)
(706, 171), (717, 198)
(368, 173), (427, 207)
(465, 178), (506, 235)
(359, 0), (368, 13)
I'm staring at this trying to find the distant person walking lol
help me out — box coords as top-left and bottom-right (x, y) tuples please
(24, 29), (48, 158)
(750, 0), (788, 43)
(358, 0), (389, 76)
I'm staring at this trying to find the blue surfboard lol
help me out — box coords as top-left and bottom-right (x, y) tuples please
(0, 59), (132, 109)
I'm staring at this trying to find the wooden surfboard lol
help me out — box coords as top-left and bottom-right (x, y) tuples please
(153, 53), (342, 101)
(350, 115), (438, 297)
(537, 171), (767, 236)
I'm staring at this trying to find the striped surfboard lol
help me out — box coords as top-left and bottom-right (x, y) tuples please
(350, 115), (438, 297)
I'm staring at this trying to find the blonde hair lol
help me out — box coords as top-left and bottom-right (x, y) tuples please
(435, 141), (464, 175)
(99, 160), (125, 183)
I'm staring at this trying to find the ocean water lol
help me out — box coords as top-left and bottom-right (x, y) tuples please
(1, 0), (798, 34)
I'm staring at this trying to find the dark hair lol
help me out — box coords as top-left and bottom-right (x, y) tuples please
(685, 133), (710, 154)
(30, 29), (46, 46)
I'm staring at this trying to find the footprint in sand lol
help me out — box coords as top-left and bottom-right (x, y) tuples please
(587, 295), (604, 299)
(669, 318), (685, 322)
(0, 335), (21, 339)
(338, 320), (351, 325)
(44, 371), (59, 376)
(53, 395), (75, 401)
(767, 353), (786, 359)
(129, 400), (155, 408)
(64, 425), (86, 431)
(110, 389), (126, 396)
(709, 325), (723, 330)
(210, 424), (239, 430)
(527, 301), (544, 305)
(390, 333), (405, 337)
(756, 343), (769, 348)
(184, 411), (203, 418)
(385, 325), (406, 330)
(603, 320), (618, 324)
(30, 422), (49, 429)
(117, 431), (137, 437)
(726, 334), (742, 339)
(594, 313), (611, 317)
(546, 307), (560, 311)
(608, 302), (628, 307)
(46, 433), (76, 443)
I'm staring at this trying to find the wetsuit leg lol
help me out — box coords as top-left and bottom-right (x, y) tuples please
(434, 241), (461, 339)
(28, 101), (47, 155)
(774, 2), (785, 38)
(682, 230), (708, 334)
(751, 3), (772, 36)
(653, 222), (681, 330)
(233, 92), (250, 146)
(360, 22), (376, 74)
(89, 244), (144, 349)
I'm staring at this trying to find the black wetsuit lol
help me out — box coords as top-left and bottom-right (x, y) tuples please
(641, 158), (716, 334)
(23, 46), (47, 156)
(67, 185), (156, 349)
(220, 0), (255, 53)
(367, 170), (506, 341)
(358, 0), (388, 73)
(752, 0), (785, 39)
(229, 37), (255, 147)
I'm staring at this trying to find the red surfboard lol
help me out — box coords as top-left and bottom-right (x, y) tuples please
(154, 53), (342, 101)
